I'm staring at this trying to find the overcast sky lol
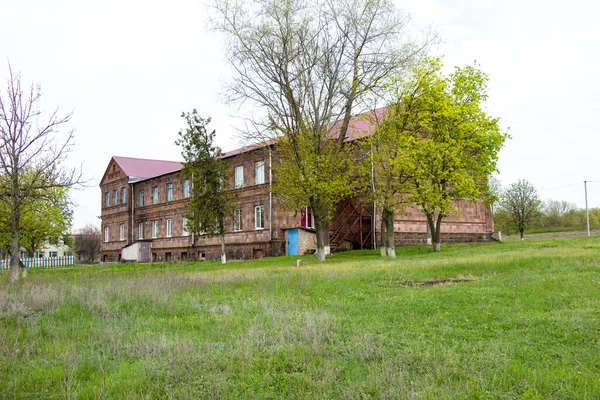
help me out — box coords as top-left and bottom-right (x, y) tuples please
(2, 0), (599, 230)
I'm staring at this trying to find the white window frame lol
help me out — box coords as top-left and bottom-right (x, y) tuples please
(152, 186), (158, 204)
(119, 224), (125, 241)
(152, 220), (158, 238)
(49, 251), (58, 258)
(255, 161), (265, 185)
(138, 222), (144, 240)
(234, 208), (242, 231)
(105, 192), (109, 207)
(235, 165), (244, 188)
(139, 189), (145, 207)
(121, 187), (126, 204)
(166, 218), (173, 237)
(104, 226), (109, 242)
(166, 182), (173, 202)
(113, 189), (117, 205)
(255, 205), (264, 230)
(182, 217), (189, 236)
(183, 179), (190, 198)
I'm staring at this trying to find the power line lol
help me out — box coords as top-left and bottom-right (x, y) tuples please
(536, 181), (582, 192)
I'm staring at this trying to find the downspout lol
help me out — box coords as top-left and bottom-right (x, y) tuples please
(191, 172), (195, 246)
(371, 143), (377, 250)
(269, 146), (273, 239)
(130, 183), (135, 243)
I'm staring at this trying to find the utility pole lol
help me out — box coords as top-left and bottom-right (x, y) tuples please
(585, 180), (590, 237)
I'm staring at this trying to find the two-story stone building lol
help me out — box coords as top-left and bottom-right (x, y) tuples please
(100, 113), (495, 263)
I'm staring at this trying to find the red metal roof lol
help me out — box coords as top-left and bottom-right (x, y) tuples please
(329, 107), (389, 141)
(221, 138), (277, 159)
(110, 108), (388, 178)
(112, 156), (183, 180)
(221, 107), (388, 158)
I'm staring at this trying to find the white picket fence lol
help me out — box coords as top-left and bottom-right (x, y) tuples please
(0, 256), (74, 270)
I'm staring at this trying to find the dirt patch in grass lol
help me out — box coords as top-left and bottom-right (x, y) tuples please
(392, 277), (477, 287)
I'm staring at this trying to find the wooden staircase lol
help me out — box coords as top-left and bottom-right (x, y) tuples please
(329, 198), (373, 253)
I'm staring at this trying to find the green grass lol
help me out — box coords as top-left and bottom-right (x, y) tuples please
(2, 237), (600, 399)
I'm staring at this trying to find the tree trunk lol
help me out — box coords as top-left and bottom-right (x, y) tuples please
(220, 234), (226, 264)
(426, 212), (443, 253)
(426, 223), (432, 245)
(382, 209), (396, 258)
(312, 200), (329, 262)
(380, 212), (387, 257)
(315, 217), (328, 262)
(520, 229), (524, 240)
(10, 204), (20, 283)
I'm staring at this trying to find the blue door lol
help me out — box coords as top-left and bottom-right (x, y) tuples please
(288, 229), (299, 255)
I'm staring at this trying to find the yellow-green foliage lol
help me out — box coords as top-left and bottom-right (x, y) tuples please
(374, 59), (507, 247)
(273, 133), (358, 217)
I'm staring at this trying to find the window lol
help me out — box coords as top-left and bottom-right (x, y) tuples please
(49, 251), (58, 258)
(139, 189), (145, 206)
(121, 187), (126, 204)
(301, 207), (315, 229)
(152, 220), (158, 238)
(37, 252), (44, 258)
(112, 189), (118, 205)
(235, 165), (244, 188)
(104, 192), (109, 207)
(152, 186), (158, 204)
(255, 205), (264, 229)
(138, 222), (144, 240)
(104, 226), (109, 242)
(234, 208), (242, 231)
(166, 182), (173, 202)
(119, 224), (125, 241)
(183, 179), (190, 198)
(182, 217), (189, 236)
(255, 161), (265, 184)
(166, 219), (172, 237)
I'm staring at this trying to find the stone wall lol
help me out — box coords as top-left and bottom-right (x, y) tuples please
(392, 231), (493, 246)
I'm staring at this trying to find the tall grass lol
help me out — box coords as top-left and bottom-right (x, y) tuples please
(2, 237), (600, 398)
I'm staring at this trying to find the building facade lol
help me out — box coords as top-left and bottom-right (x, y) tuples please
(100, 150), (494, 263)
(100, 111), (495, 262)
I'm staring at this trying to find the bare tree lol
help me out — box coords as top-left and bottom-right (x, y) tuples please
(499, 179), (542, 240)
(73, 224), (101, 264)
(212, 0), (431, 260)
(0, 65), (82, 282)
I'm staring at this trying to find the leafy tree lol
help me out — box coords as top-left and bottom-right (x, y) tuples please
(73, 224), (101, 264)
(175, 110), (237, 264)
(499, 179), (542, 240)
(0, 66), (82, 282)
(379, 59), (506, 252)
(212, 0), (431, 261)
(543, 199), (577, 228)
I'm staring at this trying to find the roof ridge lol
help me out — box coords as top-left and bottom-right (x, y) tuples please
(113, 155), (181, 163)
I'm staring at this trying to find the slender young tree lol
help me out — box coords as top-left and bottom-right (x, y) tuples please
(212, 0), (431, 260)
(499, 179), (542, 240)
(0, 65), (81, 282)
(175, 110), (237, 263)
(367, 107), (416, 258)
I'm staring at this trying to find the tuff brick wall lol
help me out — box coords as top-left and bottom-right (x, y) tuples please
(101, 146), (495, 262)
